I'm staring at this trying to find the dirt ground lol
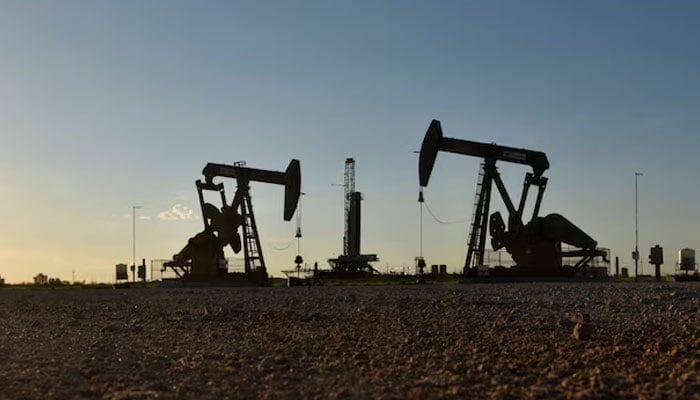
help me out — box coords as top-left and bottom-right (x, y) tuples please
(1, 282), (699, 399)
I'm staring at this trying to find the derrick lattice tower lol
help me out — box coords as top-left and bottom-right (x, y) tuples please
(343, 158), (355, 255)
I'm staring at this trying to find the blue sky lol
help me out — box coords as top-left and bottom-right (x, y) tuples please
(1, 1), (699, 282)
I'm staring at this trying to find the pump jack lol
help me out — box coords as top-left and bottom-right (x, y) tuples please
(419, 120), (606, 278)
(164, 160), (301, 284)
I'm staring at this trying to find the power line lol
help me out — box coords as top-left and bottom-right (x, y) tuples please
(423, 199), (469, 225)
(271, 239), (295, 251)
(273, 192), (304, 252)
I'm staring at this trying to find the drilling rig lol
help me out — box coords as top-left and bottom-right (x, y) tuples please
(327, 158), (379, 277)
(164, 160), (301, 284)
(419, 119), (607, 279)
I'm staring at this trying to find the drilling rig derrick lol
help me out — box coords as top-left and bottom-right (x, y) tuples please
(328, 158), (378, 277)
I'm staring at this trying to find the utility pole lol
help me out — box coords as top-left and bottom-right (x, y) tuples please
(415, 150), (426, 277)
(634, 172), (642, 281)
(133, 205), (141, 282)
(294, 193), (304, 276)
(418, 189), (424, 259)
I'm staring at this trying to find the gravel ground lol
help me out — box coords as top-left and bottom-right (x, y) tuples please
(1, 282), (699, 399)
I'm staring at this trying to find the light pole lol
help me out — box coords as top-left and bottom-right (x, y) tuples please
(418, 189), (424, 259)
(415, 150), (426, 276)
(132, 205), (141, 282)
(634, 172), (642, 281)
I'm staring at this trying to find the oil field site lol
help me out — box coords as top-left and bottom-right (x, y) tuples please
(3, 2), (700, 399)
(1, 122), (700, 398)
(112, 118), (690, 287)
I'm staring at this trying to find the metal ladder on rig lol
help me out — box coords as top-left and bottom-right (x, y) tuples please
(241, 190), (266, 275)
(464, 161), (492, 271)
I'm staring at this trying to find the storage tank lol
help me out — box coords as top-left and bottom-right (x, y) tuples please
(679, 248), (695, 271)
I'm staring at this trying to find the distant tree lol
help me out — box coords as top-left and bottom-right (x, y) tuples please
(48, 277), (66, 286)
(33, 273), (48, 285)
(0, 275), (5, 286)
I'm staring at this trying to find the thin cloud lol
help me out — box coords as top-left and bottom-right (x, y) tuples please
(122, 213), (152, 220)
(158, 204), (197, 221)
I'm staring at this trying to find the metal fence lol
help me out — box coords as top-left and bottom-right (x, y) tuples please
(150, 258), (246, 281)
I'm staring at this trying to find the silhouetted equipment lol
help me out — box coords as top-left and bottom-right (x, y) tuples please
(115, 263), (128, 281)
(415, 256), (426, 275)
(649, 245), (664, 265)
(419, 119), (607, 278)
(674, 248), (699, 281)
(678, 248), (695, 272)
(164, 160), (301, 284)
(649, 245), (664, 281)
(327, 158), (379, 276)
(137, 258), (146, 282)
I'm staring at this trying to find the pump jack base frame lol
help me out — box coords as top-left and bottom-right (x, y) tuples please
(325, 254), (380, 279)
(162, 260), (268, 286)
(461, 265), (611, 283)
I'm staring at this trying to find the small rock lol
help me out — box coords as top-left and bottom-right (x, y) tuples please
(558, 318), (575, 330)
(572, 322), (594, 340)
(571, 312), (591, 324)
(305, 311), (321, 321)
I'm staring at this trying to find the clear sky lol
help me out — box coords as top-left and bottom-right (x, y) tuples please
(1, 1), (699, 283)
